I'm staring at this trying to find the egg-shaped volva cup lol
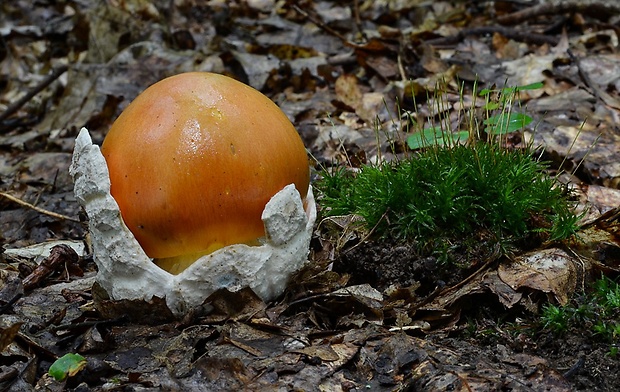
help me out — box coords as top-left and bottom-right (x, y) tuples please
(70, 128), (316, 318)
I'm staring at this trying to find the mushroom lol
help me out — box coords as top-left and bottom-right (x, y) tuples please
(70, 72), (316, 317)
(99, 72), (310, 274)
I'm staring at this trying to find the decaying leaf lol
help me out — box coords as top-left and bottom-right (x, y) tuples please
(0, 269), (24, 313)
(497, 248), (579, 305)
(0, 322), (23, 352)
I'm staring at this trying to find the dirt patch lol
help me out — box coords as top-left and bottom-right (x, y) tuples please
(436, 323), (620, 391)
(330, 236), (620, 391)
(333, 239), (470, 292)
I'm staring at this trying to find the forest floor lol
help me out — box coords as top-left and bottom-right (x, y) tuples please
(2, 1), (620, 390)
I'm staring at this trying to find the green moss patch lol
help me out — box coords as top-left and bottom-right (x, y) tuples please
(317, 142), (580, 263)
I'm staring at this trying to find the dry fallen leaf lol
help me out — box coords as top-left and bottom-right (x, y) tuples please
(497, 248), (579, 306)
(0, 322), (23, 352)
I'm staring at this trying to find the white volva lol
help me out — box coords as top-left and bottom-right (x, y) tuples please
(70, 128), (316, 317)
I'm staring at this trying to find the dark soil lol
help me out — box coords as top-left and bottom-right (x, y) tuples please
(330, 237), (620, 391)
(333, 237), (500, 292)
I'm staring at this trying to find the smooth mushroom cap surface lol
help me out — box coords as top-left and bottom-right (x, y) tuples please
(100, 72), (310, 260)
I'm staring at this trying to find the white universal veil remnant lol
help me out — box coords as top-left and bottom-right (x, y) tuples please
(70, 128), (316, 317)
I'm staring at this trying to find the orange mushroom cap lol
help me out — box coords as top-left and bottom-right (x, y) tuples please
(100, 72), (310, 266)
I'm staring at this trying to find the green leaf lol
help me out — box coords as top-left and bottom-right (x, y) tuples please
(479, 81), (543, 96)
(452, 130), (470, 144)
(406, 128), (468, 150)
(48, 353), (87, 382)
(483, 102), (500, 110)
(406, 127), (442, 149)
(515, 81), (544, 91)
(500, 86), (517, 96)
(484, 112), (532, 134)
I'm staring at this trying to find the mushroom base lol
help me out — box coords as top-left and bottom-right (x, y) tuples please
(70, 128), (316, 318)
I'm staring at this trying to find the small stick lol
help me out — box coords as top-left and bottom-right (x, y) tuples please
(0, 293), (23, 314)
(0, 191), (80, 223)
(292, 5), (368, 50)
(0, 65), (69, 124)
(22, 244), (79, 291)
(49, 316), (126, 333)
(568, 49), (620, 110)
(425, 26), (558, 47)
(352, 0), (365, 41)
(497, 0), (620, 25)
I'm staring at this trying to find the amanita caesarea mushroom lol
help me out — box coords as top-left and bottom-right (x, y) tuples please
(70, 72), (316, 317)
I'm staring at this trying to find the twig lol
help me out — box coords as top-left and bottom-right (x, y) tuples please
(0, 65), (69, 125)
(0, 293), (23, 314)
(22, 244), (79, 291)
(425, 26), (558, 47)
(563, 356), (585, 379)
(352, 0), (365, 41)
(568, 49), (620, 110)
(49, 316), (127, 333)
(292, 5), (369, 50)
(497, 0), (620, 25)
(0, 191), (80, 223)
